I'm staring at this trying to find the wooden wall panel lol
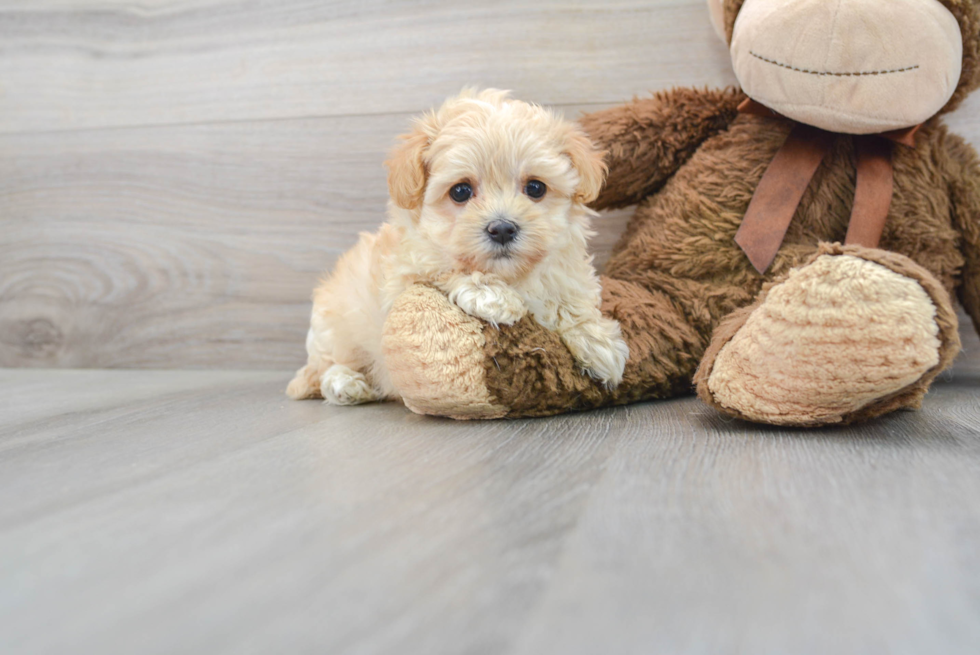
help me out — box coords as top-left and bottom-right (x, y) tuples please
(1, 0), (978, 369)
(0, 108), (630, 368)
(0, 0), (735, 133)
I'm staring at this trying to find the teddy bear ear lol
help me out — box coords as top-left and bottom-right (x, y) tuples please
(707, 0), (727, 42)
(723, 0), (746, 43)
(385, 113), (438, 211)
(563, 126), (608, 205)
(936, 0), (980, 114)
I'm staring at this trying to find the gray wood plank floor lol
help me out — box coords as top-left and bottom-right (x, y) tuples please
(2, 323), (979, 655)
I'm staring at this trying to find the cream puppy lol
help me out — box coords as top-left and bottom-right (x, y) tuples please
(287, 89), (629, 405)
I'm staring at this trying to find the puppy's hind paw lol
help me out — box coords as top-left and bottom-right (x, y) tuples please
(286, 364), (322, 400)
(320, 364), (379, 405)
(448, 274), (527, 327)
(563, 318), (630, 389)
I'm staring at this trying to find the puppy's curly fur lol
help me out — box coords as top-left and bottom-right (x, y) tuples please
(287, 89), (629, 405)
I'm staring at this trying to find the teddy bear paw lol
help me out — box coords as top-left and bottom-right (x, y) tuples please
(696, 245), (960, 426)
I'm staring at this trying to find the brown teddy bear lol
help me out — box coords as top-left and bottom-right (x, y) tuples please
(380, 0), (980, 426)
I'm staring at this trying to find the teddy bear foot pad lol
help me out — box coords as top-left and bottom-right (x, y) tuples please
(696, 244), (961, 426)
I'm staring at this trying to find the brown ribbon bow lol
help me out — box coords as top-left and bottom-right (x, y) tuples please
(734, 98), (920, 274)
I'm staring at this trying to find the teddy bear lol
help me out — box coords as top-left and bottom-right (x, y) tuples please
(379, 0), (980, 426)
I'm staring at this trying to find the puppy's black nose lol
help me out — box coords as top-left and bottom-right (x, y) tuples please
(486, 220), (519, 245)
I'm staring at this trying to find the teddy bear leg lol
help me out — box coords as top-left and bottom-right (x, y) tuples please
(695, 243), (962, 426)
(382, 279), (705, 419)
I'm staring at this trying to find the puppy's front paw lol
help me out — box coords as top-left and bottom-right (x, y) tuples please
(320, 364), (379, 405)
(448, 274), (527, 327)
(562, 318), (629, 388)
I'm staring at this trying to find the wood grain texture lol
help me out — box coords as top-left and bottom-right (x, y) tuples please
(1, 0), (978, 370)
(1, 327), (978, 654)
(0, 370), (622, 655)
(0, 0), (736, 133)
(0, 110), (632, 368)
(512, 389), (980, 655)
(1, 114), (397, 368)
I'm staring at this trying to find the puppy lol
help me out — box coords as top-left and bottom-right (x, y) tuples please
(287, 89), (629, 405)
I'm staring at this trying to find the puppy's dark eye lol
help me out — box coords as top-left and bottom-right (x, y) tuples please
(449, 183), (472, 203)
(524, 179), (547, 199)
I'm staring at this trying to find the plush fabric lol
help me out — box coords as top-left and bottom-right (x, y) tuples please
(725, 0), (980, 116)
(381, 0), (980, 425)
(383, 285), (506, 419)
(695, 244), (961, 426)
(730, 0), (963, 133)
(481, 278), (703, 416)
(452, 109), (977, 420)
(707, 0), (726, 41)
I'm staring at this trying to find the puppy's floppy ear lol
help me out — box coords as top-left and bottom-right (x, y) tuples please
(385, 114), (437, 211)
(563, 126), (607, 204)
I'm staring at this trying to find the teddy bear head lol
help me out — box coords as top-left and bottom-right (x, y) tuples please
(711, 0), (980, 134)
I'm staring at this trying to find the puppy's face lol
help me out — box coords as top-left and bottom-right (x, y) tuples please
(386, 90), (606, 281)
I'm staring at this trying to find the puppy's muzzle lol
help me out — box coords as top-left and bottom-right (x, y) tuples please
(486, 219), (520, 246)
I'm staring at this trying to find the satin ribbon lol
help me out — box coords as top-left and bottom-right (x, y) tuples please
(734, 98), (920, 274)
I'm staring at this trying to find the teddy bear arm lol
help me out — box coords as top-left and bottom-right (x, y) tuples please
(483, 277), (706, 418)
(580, 87), (745, 211)
(944, 132), (980, 336)
(382, 279), (706, 419)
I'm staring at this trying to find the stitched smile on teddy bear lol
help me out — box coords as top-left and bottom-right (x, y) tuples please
(730, 0), (963, 134)
(748, 51), (920, 79)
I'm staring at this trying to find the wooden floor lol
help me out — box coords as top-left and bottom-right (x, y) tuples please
(3, 322), (979, 655)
